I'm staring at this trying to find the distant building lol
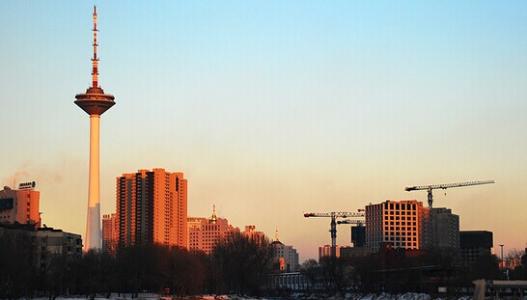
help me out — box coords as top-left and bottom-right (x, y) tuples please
(102, 213), (118, 253)
(242, 225), (267, 241)
(271, 239), (300, 272)
(34, 227), (82, 269)
(0, 184), (40, 228)
(268, 272), (308, 291)
(351, 225), (366, 247)
(365, 200), (423, 252)
(340, 246), (370, 258)
(116, 168), (188, 248)
(422, 207), (460, 249)
(460, 230), (493, 265)
(0, 223), (82, 270)
(319, 244), (340, 260)
(188, 206), (239, 254)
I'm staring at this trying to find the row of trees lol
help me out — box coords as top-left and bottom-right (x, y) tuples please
(2, 227), (526, 298)
(0, 231), (273, 299)
(299, 247), (527, 295)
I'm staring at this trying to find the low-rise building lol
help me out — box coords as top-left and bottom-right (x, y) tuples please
(0, 223), (82, 270)
(34, 227), (82, 269)
(268, 272), (308, 291)
(340, 246), (371, 258)
(460, 230), (493, 265)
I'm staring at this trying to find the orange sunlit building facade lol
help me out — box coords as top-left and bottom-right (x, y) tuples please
(0, 184), (41, 228)
(102, 213), (118, 253)
(116, 169), (188, 248)
(365, 200), (423, 252)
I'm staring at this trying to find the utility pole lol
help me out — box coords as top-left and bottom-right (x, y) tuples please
(499, 244), (504, 269)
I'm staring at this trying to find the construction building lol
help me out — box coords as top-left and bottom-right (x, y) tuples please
(116, 168), (188, 248)
(422, 207), (460, 249)
(0, 183), (40, 228)
(365, 200), (423, 252)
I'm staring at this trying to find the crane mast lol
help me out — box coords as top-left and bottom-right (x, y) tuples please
(304, 211), (364, 258)
(405, 180), (495, 207)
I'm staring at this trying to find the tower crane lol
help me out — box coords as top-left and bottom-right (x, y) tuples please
(336, 219), (364, 225)
(405, 180), (495, 207)
(304, 211), (364, 257)
(337, 219), (365, 247)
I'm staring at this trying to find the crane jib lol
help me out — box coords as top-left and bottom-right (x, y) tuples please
(405, 180), (495, 192)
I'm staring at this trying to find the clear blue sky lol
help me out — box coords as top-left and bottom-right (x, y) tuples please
(1, 1), (526, 260)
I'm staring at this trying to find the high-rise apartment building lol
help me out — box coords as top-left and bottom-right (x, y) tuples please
(116, 168), (188, 248)
(365, 200), (423, 252)
(102, 213), (118, 253)
(188, 206), (238, 254)
(0, 183), (40, 228)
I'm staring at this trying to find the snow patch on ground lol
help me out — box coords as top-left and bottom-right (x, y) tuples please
(29, 292), (491, 300)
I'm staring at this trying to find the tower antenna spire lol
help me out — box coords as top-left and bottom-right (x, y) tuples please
(211, 204), (217, 223)
(91, 5), (99, 88)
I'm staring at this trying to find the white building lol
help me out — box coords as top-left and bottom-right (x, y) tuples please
(272, 240), (300, 272)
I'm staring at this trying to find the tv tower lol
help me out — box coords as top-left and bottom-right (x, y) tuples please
(74, 6), (115, 251)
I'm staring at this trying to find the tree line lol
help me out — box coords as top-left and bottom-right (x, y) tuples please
(299, 247), (527, 296)
(2, 227), (526, 298)
(0, 231), (273, 299)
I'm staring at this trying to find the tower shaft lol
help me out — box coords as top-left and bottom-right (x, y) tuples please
(85, 115), (101, 250)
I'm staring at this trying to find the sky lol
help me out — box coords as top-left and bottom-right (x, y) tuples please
(1, 1), (526, 261)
